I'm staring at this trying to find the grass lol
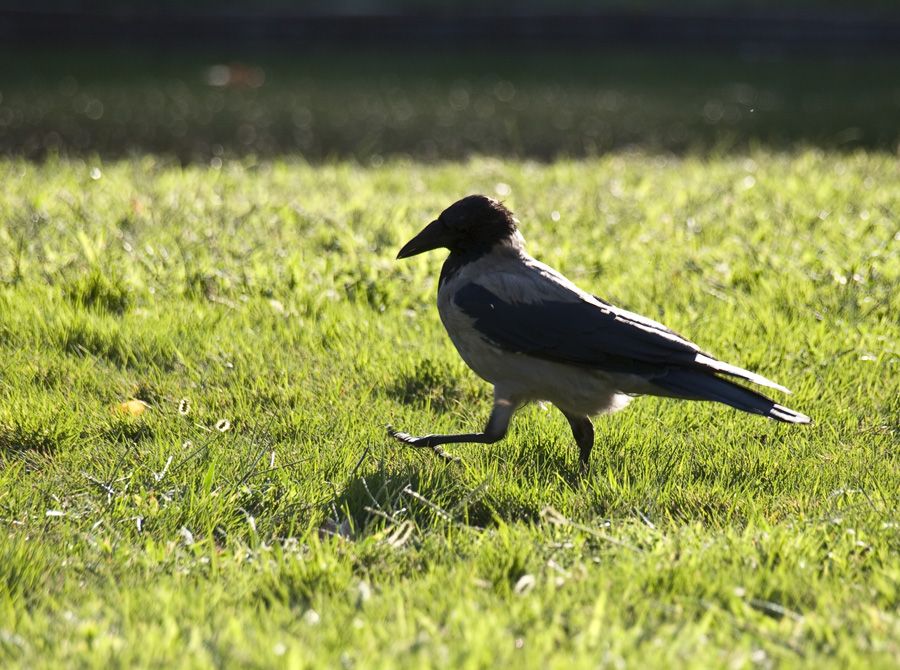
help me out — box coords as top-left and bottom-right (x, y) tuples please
(0, 151), (897, 667)
(2, 48), (899, 161)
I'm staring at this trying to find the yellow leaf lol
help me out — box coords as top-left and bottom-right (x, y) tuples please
(117, 399), (149, 416)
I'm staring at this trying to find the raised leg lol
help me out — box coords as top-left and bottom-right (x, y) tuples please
(388, 396), (516, 462)
(561, 410), (594, 468)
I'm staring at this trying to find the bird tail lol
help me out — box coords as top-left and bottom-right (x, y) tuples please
(652, 369), (811, 424)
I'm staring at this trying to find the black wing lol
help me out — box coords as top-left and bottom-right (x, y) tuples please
(453, 282), (704, 375)
(452, 279), (790, 394)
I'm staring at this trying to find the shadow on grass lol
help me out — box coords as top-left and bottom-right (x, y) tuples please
(383, 358), (485, 414)
(0, 421), (63, 456)
(329, 437), (589, 534)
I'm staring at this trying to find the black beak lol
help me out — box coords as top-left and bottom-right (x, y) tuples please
(396, 219), (447, 259)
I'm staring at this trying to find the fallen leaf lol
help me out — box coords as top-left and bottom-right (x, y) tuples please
(117, 399), (149, 416)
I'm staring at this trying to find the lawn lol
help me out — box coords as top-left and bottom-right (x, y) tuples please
(3, 48), (899, 162)
(0, 151), (897, 667)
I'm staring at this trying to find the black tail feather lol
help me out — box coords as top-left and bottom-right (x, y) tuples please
(652, 369), (811, 424)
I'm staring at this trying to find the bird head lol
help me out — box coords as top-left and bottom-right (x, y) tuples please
(397, 195), (518, 259)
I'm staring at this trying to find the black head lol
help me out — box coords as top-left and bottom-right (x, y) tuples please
(396, 195), (518, 259)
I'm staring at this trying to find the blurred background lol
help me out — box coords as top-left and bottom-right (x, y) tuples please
(1, 1), (898, 162)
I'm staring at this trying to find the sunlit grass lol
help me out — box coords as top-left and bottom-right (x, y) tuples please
(0, 152), (897, 667)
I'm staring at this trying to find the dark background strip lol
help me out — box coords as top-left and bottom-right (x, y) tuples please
(3, 10), (900, 53)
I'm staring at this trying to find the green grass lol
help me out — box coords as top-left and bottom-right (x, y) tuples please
(0, 152), (897, 667)
(3, 48), (899, 161)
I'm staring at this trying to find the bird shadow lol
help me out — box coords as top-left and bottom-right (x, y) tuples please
(325, 438), (588, 538)
(494, 439), (587, 487)
(328, 457), (503, 534)
(382, 358), (487, 414)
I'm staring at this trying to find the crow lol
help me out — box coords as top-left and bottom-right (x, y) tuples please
(389, 194), (809, 467)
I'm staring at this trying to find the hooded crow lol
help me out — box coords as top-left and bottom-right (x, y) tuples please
(390, 195), (810, 467)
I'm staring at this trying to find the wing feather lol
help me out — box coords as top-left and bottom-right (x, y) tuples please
(452, 271), (789, 392)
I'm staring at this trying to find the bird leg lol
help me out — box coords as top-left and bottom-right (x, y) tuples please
(388, 398), (515, 463)
(561, 411), (594, 469)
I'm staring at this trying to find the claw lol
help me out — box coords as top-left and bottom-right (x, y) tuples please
(386, 425), (461, 463)
(386, 425), (416, 444)
(428, 445), (461, 464)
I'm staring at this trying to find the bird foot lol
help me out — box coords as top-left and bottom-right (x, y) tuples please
(386, 425), (462, 463)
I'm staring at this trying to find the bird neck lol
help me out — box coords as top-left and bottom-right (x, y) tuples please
(439, 234), (526, 289)
(440, 248), (484, 288)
